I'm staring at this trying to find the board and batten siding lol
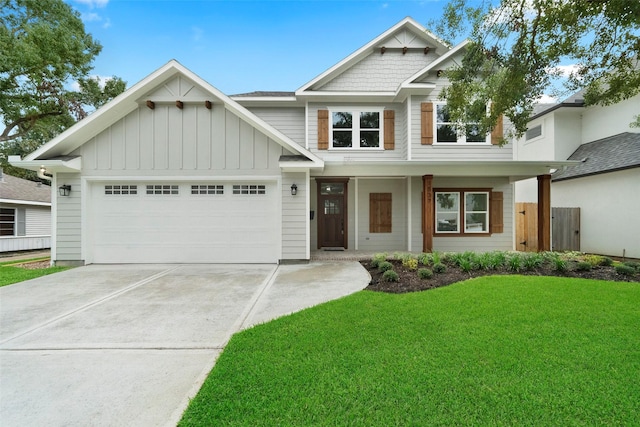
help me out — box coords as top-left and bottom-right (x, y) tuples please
(55, 173), (82, 263)
(410, 176), (514, 252)
(281, 172), (307, 260)
(410, 97), (514, 160)
(246, 107), (306, 148)
(76, 105), (290, 176)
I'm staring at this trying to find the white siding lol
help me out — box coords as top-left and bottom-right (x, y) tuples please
(356, 178), (407, 251)
(307, 103), (406, 161)
(247, 107), (305, 147)
(581, 94), (639, 144)
(410, 96), (514, 161)
(281, 172), (307, 260)
(552, 169), (640, 259)
(25, 206), (51, 236)
(77, 105), (288, 176)
(319, 50), (437, 92)
(55, 173), (82, 262)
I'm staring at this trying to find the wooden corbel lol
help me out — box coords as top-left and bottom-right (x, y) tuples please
(380, 46), (386, 55)
(437, 70), (444, 77)
(146, 100), (155, 110)
(205, 100), (212, 110)
(402, 46), (408, 55)
(424, 46), (430, 55)
(176, 100), (184, 109)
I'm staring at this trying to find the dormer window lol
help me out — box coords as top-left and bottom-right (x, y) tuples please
(330, 109), (383, 149)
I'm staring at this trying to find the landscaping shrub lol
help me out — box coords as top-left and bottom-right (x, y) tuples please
(371, 253), (387, 268)
(402, 258), (419, 270)
(522, 253), (544, 270)
(417, 268), (433, 279)
(418, 253), (432, 266)
(508, 254), (523, 272)
(552, 256), (569, 272)
(601, 256), (614, 266)
(382, 270), (399, 282)
(576, 261), (592, 272)
(433, 263), (447, 274)
(378, 261), (394, 272)
(623, 261), (640, 272)
(615, 264), (636, 277)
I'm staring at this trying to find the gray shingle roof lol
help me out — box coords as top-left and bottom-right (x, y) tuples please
(0, 172), (52, 203)
(552, 132), (640, 181)
(231, 91), (295, 98)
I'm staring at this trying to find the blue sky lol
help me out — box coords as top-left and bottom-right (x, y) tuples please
(67, 0), (453, 95)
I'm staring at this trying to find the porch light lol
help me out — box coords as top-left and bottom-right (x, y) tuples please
(58, 184), (71, 197)
(290, 183), (298, 196)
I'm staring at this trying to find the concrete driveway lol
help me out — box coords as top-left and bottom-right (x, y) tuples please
(0, 262), (369, 426)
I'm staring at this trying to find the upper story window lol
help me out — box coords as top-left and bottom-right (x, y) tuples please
(525, 124), (542, 141)
(331, 109), (382, 149)
(435, 103), (488, 144)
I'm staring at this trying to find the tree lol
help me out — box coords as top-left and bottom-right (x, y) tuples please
(0, 0), (126, 180)
(430, 0), (640, 141)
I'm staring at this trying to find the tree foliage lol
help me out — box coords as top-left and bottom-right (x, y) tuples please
(0, 0), (125, 180)
(431, 0), (640, 140)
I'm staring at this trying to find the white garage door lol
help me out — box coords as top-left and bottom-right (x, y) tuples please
(88, 182), (279, 263)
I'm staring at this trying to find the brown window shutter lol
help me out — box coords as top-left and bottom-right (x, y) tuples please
(370, 193), (392, 233)
(383, 110), (395, 150)
(490, 191), (504, 233)
(318, 109), (329, 150)
(491, 114), (503, 145)
(421, 102), (433, 145)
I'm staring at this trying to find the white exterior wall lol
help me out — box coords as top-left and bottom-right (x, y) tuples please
(248, 107), (306, 147)
(281, 172), (308, 260)
(355, 178), (407, 251)
(410, 176), (514, 253)
(552, 169), (640, 259)
(55, 173), (82, 263)
(319, 50), (436, 92)
(515, 114), (556, 161)
(581, 94), (639, 144)
(0, 205), (51, 252)
(553, 110), (583, 161)
(410, 96), (514, 161)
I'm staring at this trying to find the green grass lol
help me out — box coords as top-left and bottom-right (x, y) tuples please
(180, 276), (640, 426)
(0, 258), (68, 287)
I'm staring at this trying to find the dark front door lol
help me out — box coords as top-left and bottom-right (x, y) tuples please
(317, 179), (349, 249)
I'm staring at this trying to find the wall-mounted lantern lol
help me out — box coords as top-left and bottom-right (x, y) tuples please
(290, 183), (298, 196)
(58, 184), (71, 197)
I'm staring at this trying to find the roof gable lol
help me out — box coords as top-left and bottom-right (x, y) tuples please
(296, 17), (449, 94)
(25, 60), (322, 167)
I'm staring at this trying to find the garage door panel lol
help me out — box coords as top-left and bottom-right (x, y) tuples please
(89, 182), (279, 263)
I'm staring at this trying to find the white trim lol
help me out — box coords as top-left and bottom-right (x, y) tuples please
(305, 169), (310, 260)
(328, 107), (385, 150)
(401, 39), (470, 86)
(407, 95), (413, 161)
(0, 199), (51, 207)
(433, 101), (491, 145)
(407, 177), (412, 251)
(354, 178), (359, 251)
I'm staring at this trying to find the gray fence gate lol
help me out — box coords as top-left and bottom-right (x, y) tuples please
(552, 207), (580, 251)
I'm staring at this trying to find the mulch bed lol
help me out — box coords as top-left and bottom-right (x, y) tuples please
(363, 259), (640, 294)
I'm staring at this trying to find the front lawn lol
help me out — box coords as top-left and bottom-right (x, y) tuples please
(180, 275), (640, 426)
(0, 258), (69, 287)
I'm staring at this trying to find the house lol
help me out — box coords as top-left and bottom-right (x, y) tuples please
(10, 17), (572, 265)
(0, 169), (51, 253)
(514, 91), (640, 258)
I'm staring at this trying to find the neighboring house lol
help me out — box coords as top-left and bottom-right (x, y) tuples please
(0, 169), (52, 253)
(10, 18), (570, 265)
(515, 91), (640, 258)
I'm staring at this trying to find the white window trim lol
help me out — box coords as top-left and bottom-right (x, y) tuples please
(328, 107), (385, 150)
(0, 207), (16, 237)
(433, 102), (491, 145)
(464, 191), (490, 234)
(435, 190), (490, 235)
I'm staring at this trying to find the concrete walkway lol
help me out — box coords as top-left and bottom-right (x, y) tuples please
(0, 262), (370, 426)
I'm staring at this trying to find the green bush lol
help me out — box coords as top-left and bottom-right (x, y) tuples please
(378, 261), (394, 272)
(601, 256), (614, 266)
(576, 261), (592, 272)
(623, 261), (640, 271)
(382, 270), (399, 282)
(508, 254), (522, 272)
(552, 257), (568, 272)
(615, 264), (636, 277)
(523, 253), (544, 270)
(371, 253), (387, 268)
(417, 268), (433, 279)
(418, 253), (432, 266)
(433, 263), (447, 274)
